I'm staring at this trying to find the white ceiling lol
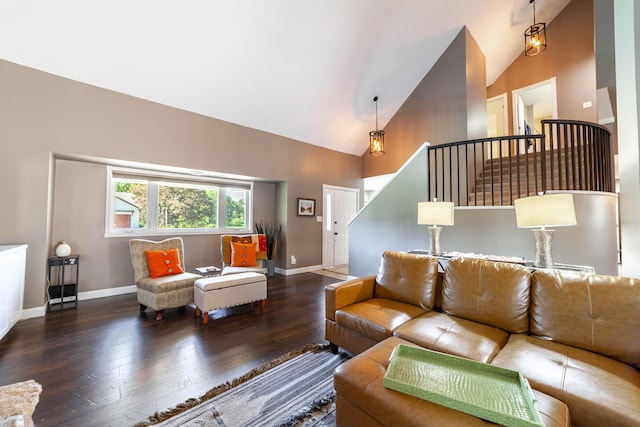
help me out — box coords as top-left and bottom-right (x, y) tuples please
(0, 0), (570, 156)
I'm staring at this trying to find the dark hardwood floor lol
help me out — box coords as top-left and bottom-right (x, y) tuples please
(0, 272), (341, 427)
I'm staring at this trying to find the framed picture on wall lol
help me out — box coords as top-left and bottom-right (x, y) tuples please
(297, 198), (315, 216)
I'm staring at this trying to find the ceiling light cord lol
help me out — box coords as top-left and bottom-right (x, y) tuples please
(531, 0), (536, 27)
(374, 96), (379, 130)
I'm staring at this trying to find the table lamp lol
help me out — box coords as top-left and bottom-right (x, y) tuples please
(417, 200), (455, 256)
(514, 193), (577, 268)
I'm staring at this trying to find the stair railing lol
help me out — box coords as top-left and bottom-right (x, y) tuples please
(427, 119), (613, 206)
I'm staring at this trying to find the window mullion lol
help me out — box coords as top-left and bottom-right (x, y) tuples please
(219, 188), (227, 229)
(147, 182), (159, 230)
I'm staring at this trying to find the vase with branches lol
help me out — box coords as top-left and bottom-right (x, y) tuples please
(255, 221), (281, 276)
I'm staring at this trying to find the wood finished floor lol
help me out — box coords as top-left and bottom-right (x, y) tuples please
(0, 272), (340, 427)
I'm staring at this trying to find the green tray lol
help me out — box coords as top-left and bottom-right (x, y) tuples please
(383, 345), (544, 427)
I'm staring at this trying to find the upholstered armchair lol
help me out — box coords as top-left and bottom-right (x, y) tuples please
(129, 237), (200, 320)
(220, 234), (267, 276)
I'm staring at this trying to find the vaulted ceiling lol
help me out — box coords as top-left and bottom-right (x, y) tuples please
(0, 0), (570, 155)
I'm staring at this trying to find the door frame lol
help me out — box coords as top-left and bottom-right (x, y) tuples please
(511, 77), (558, 136)
(322, 184), (359, 268)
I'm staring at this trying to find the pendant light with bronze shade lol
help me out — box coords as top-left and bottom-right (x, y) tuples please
(369, 96), (385, 156)
(524, 0), (547, 57)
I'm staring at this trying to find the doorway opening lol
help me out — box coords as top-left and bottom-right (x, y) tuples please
(363, 173), (394, 206)
(512, 77), (557, 152)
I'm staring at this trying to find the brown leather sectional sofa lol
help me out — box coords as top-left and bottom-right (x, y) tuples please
(325, 251), (640, 427)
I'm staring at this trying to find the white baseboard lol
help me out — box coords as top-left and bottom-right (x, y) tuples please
(276, 265), (323, 276)
(20, 285), (137, 320)
(21, 305), (46, 320)
(78, 285), (136, 301)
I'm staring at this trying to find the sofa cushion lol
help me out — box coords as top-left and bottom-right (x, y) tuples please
(334, 337), (570, 427)
(531, 270), (640, 369)
(336, 298), (426, 342)
(443, 257), (530, 333)
(393, 311), (509, 363)
(374, 251), (439, 310)
(491, 334), (640, 427)
(194, 272), (266, 292)
(136, 272), (200, 293)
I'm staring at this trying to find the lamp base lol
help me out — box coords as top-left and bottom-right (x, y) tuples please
(429, 226), (442, 256)
(532, 229), (554, 268)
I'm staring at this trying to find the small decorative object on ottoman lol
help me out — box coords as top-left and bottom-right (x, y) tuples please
(194, 272), (267, 324)
(0, 380), (42, 427)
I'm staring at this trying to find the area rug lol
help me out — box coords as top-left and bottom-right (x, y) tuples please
(312, 266), (349, 281)
(134, 344), (348, 427)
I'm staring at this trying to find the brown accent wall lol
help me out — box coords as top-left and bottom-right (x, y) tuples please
(362, 27), (487, 178)
(0, 59), (362, 309)
(487, 0), (597, 132)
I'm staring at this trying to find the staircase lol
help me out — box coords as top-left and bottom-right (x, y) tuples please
(428, 119), (613, 207)
(468, 146), (591, 206)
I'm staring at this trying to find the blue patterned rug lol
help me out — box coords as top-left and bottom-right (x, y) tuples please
(134, 344), (348, 427)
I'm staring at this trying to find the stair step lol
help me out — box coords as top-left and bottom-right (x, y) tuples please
(481, 146), (592, 162)
(480, 159), (584, 173)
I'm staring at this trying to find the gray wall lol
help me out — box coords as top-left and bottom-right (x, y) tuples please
(444, 191), (618, 275)
(595, 0), (616, 90)
(349, 145), (429, 277)
(0, 59), (362, 310)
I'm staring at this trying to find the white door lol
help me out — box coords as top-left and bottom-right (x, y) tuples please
(487, 93), (508, 138)
(323, 185), (358, 268)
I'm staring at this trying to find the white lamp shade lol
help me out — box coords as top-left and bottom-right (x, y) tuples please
(514, 193), (577, 228)
(417, 201), (454, 226)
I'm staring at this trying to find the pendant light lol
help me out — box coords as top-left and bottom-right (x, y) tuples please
(369, 96), (385, 156)
(524, 0), (547, 57)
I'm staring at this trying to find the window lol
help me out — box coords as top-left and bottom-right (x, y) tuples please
(106, 167), (252, 236)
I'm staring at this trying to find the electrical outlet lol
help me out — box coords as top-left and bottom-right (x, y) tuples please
(291, 255), (297, 265)
(583, 101), (592, 109)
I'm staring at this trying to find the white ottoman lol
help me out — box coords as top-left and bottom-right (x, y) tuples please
(194, 272), (267, 324)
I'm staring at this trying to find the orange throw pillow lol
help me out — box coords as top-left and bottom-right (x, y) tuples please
(230, 241), (257, 267)
(145, 249), (184, 278)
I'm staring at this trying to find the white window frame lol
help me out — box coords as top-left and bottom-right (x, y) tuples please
(105, 166), (253, 237)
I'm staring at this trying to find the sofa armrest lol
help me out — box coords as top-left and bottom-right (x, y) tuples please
(325, 275), (376, 321)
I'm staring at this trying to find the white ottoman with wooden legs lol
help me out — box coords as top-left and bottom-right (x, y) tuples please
(194, 272), (267, 324)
